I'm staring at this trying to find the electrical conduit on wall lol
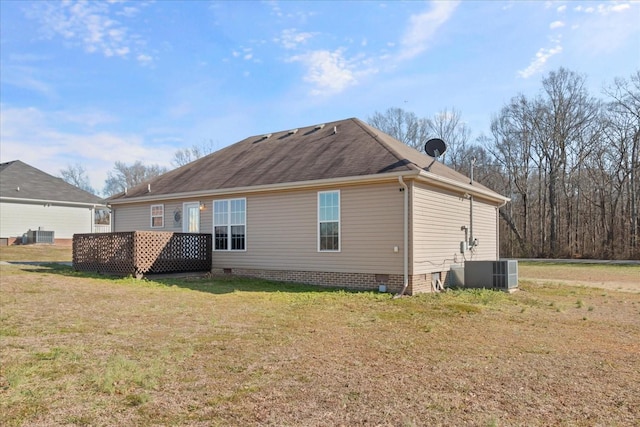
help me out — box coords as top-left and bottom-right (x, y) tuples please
(396, 176), (409, 297)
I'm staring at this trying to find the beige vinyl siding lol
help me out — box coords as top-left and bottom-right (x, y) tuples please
(411, 182), (498, 275)
(0, 201), (93, 239)
(471, 199), (499, 260)
(212, 182), (404, 274)
(113, 200), (213, 233)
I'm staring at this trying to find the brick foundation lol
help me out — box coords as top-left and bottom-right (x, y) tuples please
(408, 271), (446, 294)
(211, 267), (444, 295)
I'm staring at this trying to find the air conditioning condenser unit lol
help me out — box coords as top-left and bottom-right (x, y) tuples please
(463, 260), (518, 291)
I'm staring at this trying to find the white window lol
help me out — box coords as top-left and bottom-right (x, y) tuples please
(150, 204), (164, 228)
(318, 190), (340, 252)
(213, 198), (246, 251)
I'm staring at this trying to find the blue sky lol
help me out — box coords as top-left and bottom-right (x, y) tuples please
(1, 0), (638, 194)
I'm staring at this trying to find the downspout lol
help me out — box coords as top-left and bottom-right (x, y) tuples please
(469, 158), (475, 249)
(469, 194), (474, 248)
(396, 176), (409, 297)
(497, 198), (509, 259)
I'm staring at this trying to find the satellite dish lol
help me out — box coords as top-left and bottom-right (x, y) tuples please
(424, 138), (447, 158)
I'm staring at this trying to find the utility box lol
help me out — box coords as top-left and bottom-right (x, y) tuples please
(26, 229), (55, 244)
(448, 264), (465, 287)
(464, 260), (518, 291)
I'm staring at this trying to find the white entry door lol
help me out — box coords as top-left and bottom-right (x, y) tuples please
(183, 202), (200, 233)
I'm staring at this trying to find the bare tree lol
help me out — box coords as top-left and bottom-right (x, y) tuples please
(487, 96), (536, 255)
(425, 107), (471, 169)
(369, 69), (640, 260)
(103, 161), (167, 196)
(172, 140), (218, 168)
(603, 71), (640, 257)
(59, 163), (96, 195)
(367, 107), (472, 172)
(532, 68), (600, 256)
(367, 107), (430, 150)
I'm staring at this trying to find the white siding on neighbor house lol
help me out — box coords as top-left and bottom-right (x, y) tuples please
(113, 200), (213, 233)
(0, 201), (94, 239)
(411, 182), (498, 275)
(213, 182), (405, 274)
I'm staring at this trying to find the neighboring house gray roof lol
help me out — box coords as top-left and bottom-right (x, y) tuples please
(0, 160), (104, 205)
(109, 117), (505, 202)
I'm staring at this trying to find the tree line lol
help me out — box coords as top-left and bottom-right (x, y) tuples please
(369, 68), (639, 260)
(60, 67), (639, 260)
(60, 140), (217, 196)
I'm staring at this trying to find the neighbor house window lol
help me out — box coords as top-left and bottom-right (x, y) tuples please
(150, 204), (164, 228)
(318, 190), (340, 251)
(214, 198), (246, 250)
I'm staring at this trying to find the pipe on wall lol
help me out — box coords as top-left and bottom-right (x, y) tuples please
(396, 176), (409, 297)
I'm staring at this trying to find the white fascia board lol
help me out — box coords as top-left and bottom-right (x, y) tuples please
(416, 170), (510, 204)
(107, 170), (422, 205)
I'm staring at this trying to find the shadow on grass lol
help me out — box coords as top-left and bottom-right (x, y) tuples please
(12, 262), (356, 296)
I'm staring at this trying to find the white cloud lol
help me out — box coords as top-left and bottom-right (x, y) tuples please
(117, 6), (141, 18)
(26, 0), (153, 63)
(568, 1), (638, 54)
(398, 1), (460, 60)
(576, 6), (596, 13)
(277, 28), (315, 50)
(288, 49), (357, 96)
(137, 54), (153, 65)
(266, 0), (283, 18)
(0, 65), (55, 98)
(231, 47), (256, 61)
(557, 5), (567, 13)
(598, 2), (631, 14)
(0, 106), (175, 191)
(517, 45), (563, 78)
(518, 1), (637, 78)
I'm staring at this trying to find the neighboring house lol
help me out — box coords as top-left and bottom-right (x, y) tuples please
(108, 118), (509, 294)
(0, 160), (109, 246)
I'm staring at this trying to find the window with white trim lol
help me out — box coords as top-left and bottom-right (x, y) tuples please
(150, 204), (164, 228)
(214, 198), (246, 250)
(318, 190), (340, 251)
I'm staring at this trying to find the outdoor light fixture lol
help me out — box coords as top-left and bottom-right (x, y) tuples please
(199, 202), (206, 211)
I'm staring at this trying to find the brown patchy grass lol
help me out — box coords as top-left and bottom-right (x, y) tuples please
(0, 245), (72, 262)
(519, 262), (640, 293)
(1, 261), (639, 426)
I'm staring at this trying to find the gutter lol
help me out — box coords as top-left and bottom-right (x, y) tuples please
(496, 197), (509, 259)
(0, 196), (107, 209)
(396, 176), (409, 297)
(108, 170), (422, 205)
(417, 170), (510, 204)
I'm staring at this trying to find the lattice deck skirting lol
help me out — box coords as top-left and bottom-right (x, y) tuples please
(73, 231), (211, 277)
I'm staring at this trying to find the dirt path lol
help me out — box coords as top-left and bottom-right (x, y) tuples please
(519, 277), (640, 293)
(518, 262), (639, 293)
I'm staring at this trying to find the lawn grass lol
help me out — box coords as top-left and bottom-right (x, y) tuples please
(1, 261), (639, 426)
(0, 244), (72, 262)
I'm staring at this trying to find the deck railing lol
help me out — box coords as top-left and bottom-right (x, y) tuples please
(93, 224), (112, 233)
(73, 231), (212, 277)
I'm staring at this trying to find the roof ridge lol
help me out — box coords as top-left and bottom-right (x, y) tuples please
(351, 118), (422, 173)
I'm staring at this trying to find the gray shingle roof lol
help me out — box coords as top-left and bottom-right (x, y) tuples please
(0, 160), (104, 205)
(110, 118), (500, 201)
